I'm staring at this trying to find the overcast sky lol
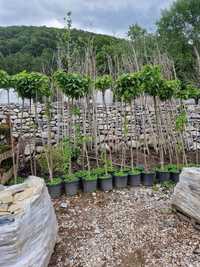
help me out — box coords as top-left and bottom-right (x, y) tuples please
(0, 0), (174, 36)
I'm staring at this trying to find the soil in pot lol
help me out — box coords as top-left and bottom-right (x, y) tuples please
(64, 174), (80, 196)
(82, 174), (97, 193)
(113, 171), (128, 189)
(128, 170), (141, 187)
(156, 171), (170, 183)
(142, 172), (155, 187)
(47, 177), (63, 198)
(170, 171), (180, 183)
(98, 174), (113, 191)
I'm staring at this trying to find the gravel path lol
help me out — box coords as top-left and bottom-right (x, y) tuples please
(49, 187), (200, 267)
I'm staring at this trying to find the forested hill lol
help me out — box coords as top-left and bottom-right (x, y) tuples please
(0, 26), (123, 74)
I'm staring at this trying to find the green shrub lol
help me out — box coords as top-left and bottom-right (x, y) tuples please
(161, 180), (176, 190)
(64, 174), (78, 183)
(129, 169), (141, 175)
(37, 144), (67, 176)
(166, 164), (181, 173)
(7, 176), (25, 185)
(46, 177), (62, 186)
(114, 171), (127, 177)
(91, 167), (105, 177)
(98, 174), (112, 180)
(75, 170), (88, 178)
(0, 144), (10, 154)
(83, 173), (98, 181)
(155, 165), (169, 172)
(134, 165), (144, 172)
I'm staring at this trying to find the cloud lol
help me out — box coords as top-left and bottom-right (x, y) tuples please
(0, 0), (174, 36)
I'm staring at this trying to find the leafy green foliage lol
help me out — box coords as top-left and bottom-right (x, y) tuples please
(95, 75), (112, 93)
(129, 169), (141, 175)
(0, 70), (11, 89)
(161, 180), (176, 190)
(114, 171), (127, 177)
(53, 71), (91, 99)
(128, 24), (147, 41)
(12, 71), (50, 100)
(187, 84), (200, 101)
(7, 176), (25, 185)
(175, 111), (188, 132)
(0, 26), (124, 75)
(75, 170), (88, 178)
(159, 79), (181, 101)
(64, 174), (78, 183)
(83, 173), (98, 181)
(46, 177), (62, 186)
(98, 174), (112, 180)
(37, 143), (70, 177)
(0, 144), (10, 154)
(140, 65), (164, 97)
(166, 164), (181, 173)
(91, 167), (105, 177)
(62, 138), (72, 174)
(176, 82), (190, 100)
(114, 72), (142, 102)
(157, 0), (200, 82)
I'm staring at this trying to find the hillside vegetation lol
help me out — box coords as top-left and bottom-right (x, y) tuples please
(0, 26), (123, 74)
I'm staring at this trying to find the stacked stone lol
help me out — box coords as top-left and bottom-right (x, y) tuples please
(0, 102), (199, 159)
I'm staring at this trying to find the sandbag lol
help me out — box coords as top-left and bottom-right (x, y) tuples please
(172, 167), (200, 223)
(0, 176), (58, 267)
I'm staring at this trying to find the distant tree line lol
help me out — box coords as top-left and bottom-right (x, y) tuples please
(0, 0), (199, 89)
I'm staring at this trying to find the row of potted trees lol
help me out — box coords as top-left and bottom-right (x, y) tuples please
(47, 164), (181, 198)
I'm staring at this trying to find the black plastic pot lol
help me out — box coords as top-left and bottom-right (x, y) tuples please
(170, 172), (180, 183)
(156, 171), (170, 183)
(98, 175), (113, 191)
(64, 180), (80, 196)
(113, 175), (128, 189)
(142, 173), (155, 187)
(47, 183), (62, 198)
(82, 179), (97, 193)
(128, 173), (141, 187)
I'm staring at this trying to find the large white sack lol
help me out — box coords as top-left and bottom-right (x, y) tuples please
(0, 176), (58, 267)
(172, 167), (200, 223)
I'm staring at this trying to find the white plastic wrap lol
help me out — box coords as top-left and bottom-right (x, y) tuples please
(172, 167), (200, 223)
(0, 176), (58, 267)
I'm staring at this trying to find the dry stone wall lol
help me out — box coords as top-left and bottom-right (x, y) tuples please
(0, 102), (199, 158)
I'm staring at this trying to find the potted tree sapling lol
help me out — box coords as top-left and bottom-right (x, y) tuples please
(128, 168), (142, 187)
(53, 71), (92, 193)
(115, 72), (142, 186)
(112, 74), (139, 189)
(62, 138), (80, 196)
(82, 171), (98, 193)
(46, 177), (63, 198)
(187, 84), (200, 165)
(95, 75), (113, 165)
(98, 150), (113, 191)
(155, 79), (178, 183)
(140, 65), (165, 186)
(38, 144), (64, 198)
(167, 164), (180, 183)
(0, 70), (17, 182)
(64, 173), (80, 196)
(13, 71), (51, 177)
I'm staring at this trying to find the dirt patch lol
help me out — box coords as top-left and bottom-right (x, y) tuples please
(49, 187), (200, 267)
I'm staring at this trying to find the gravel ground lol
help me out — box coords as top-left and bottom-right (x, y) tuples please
(49, 186), (200, 267)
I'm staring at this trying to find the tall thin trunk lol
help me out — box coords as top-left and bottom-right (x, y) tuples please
(7, 90), (17, 180)
(153, 96), (164, 169)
